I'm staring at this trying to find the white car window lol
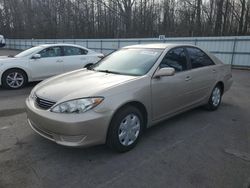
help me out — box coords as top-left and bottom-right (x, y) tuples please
(63, 46), (88, 56)
(39, 47), (62, 58)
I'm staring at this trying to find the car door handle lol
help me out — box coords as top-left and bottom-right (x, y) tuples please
(56, 59), (63, 63)
(212, 69), (216, 73)
(185, 76), (192, 81)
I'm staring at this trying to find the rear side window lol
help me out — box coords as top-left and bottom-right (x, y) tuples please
(63, 46), (88, 56)
(159, 47), (188, 72)
(186, 47), (215, 69)
(39, 47), (62, 58)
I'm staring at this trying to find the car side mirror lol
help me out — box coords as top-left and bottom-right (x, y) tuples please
(154, 67), (175, 78)
(31, 54), (41, 59)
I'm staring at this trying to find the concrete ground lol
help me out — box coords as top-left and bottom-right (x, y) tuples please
(0, 49), (250, 188)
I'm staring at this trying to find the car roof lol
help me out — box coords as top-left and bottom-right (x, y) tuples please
(123, 43), (197, 49)
(39, 43), (87, 49)
(122, 43), (220, 64)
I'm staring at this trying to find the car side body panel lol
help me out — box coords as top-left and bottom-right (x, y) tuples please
(0, 44), (103, 86)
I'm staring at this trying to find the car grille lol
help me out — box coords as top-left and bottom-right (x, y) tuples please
(35, 96), (56, 110)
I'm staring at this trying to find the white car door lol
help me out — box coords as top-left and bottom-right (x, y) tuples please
(62, 46), (99, 72)
(29, 46), (63, 80)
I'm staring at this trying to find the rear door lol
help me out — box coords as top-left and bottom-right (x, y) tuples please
(185, 47), (217, 104)
(29, 46), (63, 80)
(151, 47), (194, 120)
(62, 46), (97, 72)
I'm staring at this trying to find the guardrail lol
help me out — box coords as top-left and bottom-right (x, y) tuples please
(4, 36), (250, 67)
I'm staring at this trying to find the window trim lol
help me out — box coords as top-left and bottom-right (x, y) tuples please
(184, 46), (215, 69)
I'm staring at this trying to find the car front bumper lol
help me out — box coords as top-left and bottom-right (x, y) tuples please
(26, 97), (113, 147)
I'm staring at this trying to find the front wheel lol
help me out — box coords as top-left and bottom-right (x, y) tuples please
(107, 106), (144, 152)
(205, 85), (222, 111)
(2, 69), (27, 89)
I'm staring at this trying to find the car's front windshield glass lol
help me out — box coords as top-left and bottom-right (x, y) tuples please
(15, 46), (43, 58)
(92, 48), (163, 76)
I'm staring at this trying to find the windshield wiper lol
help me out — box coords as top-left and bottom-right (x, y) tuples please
(95, 69), (122, 75)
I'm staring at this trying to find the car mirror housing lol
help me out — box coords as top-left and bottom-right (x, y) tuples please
(154, 67), (175, 78)
(31, 54), (41, 59)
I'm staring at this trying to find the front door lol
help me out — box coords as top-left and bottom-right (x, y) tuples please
(30, 46), (63, 80)
(151, 47), (193, 120)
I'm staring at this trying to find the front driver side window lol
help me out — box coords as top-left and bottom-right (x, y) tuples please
(159, 48), (188, 72)
(39, 47), (62, 58)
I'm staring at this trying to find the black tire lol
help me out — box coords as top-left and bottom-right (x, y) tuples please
(107, 105), (144, 153)
(205, 84), (222, 111)
(2, 69), (27, 89)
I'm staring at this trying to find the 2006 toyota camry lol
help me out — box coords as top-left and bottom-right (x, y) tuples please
(26, 43), (233, 152)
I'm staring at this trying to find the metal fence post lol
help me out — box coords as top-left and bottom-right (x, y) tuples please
(230, 38), (237, 66)
(118, 39), (120, 49)
(100, 40), (103, 53)
(86, 40), (89, 48)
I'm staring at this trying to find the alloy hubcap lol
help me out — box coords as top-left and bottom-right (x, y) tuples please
(6, 72), (24, 88)
(118, 113), (140, 146)
(212, 87), (221, 106)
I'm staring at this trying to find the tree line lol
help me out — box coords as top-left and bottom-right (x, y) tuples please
(0, 0), (249, 39)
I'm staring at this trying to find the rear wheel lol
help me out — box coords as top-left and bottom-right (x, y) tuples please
(2, 69), (27, 89)
(107, 106), (144, 152)
(205, 85), (222, 111)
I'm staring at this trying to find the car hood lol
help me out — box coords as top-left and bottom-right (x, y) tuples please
(34, 69), (138, 102)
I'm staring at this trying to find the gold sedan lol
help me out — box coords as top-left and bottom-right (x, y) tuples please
(26, 44), (233, 152)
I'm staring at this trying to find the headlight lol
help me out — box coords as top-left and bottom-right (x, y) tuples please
(29, 90), (36, 100)
(51, 97), (104, 114)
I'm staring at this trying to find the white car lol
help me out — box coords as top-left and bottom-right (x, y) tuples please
(0, 35), (5, 47)
(0, 44), (104, 89)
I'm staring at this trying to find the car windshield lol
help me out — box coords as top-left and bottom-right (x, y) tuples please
(15, 46), (43, 58)
(92, 48), (163, 76)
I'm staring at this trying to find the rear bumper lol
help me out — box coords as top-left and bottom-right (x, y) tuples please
(26, 97), (113, 147)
